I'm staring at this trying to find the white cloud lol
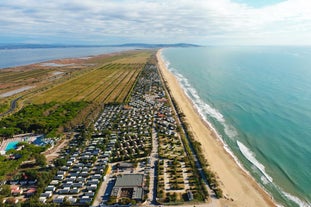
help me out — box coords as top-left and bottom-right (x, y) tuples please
(0, 0), (311, 45)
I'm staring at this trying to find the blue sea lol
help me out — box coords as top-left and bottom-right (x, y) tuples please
(161, 46), (311, 207)
(0, 46), (136, 69)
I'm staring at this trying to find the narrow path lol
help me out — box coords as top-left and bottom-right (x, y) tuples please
(44, 136), (71, 163)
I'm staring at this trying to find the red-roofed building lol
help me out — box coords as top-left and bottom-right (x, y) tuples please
(157, 113), (165, 118)
(25, 188), (37, 197)
(10, 185), (23, 196)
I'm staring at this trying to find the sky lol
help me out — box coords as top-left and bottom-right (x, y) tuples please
(0, 0), (311, 45)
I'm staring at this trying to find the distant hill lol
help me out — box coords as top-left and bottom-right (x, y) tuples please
(0, 43), (200, 49)
(117, 43), (201, 48)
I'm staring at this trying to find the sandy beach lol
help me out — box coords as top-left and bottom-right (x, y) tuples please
(156, 49), (276, 207)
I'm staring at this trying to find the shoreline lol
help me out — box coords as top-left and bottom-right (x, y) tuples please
(156, 49), (276, 207)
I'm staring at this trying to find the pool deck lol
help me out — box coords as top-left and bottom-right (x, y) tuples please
(0, 137), (23, 153)
(0, 134), (39, 154)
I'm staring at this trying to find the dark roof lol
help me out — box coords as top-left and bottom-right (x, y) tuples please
(114, 174), (143, 187)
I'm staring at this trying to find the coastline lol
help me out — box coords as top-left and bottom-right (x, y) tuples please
(156, 49), (276, 207)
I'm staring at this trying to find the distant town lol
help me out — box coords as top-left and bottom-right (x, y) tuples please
(0, 50), (221, 206)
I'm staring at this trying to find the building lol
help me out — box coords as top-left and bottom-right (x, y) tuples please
(10, 185), (23, 196)
(111, 174), (144, 201)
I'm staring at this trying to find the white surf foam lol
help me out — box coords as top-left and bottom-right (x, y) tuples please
(282, 190), (311, 207)
(261, 175), (270, 185)
(224, 124), (238, 138)
(160, 50), (243, 160)
(237, 140), (273, 183)
(234, 141), (310, 207)
(160, 51), (249, 175)
(169, 67), (225, 123)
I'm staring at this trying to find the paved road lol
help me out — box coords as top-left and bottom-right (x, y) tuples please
(0, 96), (21, 117)
(147, 127), (159, 205)
(92, 173), (114, 206)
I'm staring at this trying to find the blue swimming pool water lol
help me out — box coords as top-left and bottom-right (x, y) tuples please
(5, 141), (19, 151)
(32, 136), (45, 146)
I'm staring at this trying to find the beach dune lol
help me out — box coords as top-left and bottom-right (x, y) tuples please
(156, 49), (276, 207)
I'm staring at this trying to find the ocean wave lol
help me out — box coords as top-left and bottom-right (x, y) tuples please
(224, 124), (238, 138)
(161, 50), (256, 176)
(235, 141), (309, 207)
(261, 176), (270, 185)
(239, 144), (310, 207)
(167, 66), (225, 124)
(169, 64), (240, 141)
(281, 191), (311, 207)
(237, 140), (273, 183)
(161, 51), (243, 158)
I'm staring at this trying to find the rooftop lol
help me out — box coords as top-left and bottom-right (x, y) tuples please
(114, 174), (143, 187)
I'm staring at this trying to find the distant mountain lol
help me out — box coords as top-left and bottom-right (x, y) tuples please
(117, 43), (201, 48)
(0, 43), (200, 49)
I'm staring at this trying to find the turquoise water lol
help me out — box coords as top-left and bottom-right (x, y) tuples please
(162, 46), (311, 207)
(5, 141), (19, 151)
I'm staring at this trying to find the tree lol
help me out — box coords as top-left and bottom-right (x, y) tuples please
(0, 128), (16, 138)
(24, 169), (38, 180)
(214, 187), (223, 198)
(34, 154), (47, 167)
(0, 185), (11, 196)
(106, 196), (117, 205)
(102, 129), (111, 136)
(54, 158), (66, 167)
(119, 197), (131, 205)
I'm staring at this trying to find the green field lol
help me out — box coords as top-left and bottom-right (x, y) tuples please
(30, 51), (153, 104)
(0, 69), (49, 84)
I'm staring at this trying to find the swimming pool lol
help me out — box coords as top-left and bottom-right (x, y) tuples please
(5, 141), (19, 151)
(32, 136), (46, 146)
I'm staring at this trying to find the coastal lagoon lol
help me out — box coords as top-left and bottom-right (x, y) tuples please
(0, 46), (136, 69)
(162, 46), (311, 207)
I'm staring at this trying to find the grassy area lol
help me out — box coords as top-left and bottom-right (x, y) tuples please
(0, 69), (50, 84)
(29, 50), (153, 104)
(31, 64), (142, 104)
(0, 102), (9, 113)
